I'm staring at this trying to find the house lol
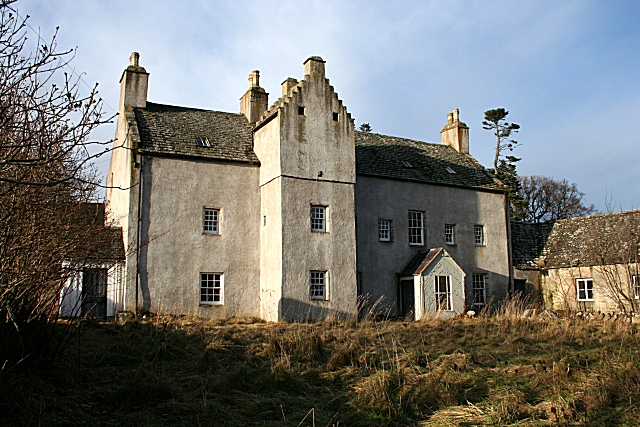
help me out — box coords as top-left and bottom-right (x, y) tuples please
(512, 210), (640, 313)
(102, 52), (511, 321)
(59, 203), (126, 320)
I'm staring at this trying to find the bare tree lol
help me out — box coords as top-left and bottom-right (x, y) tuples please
(0, 2), (111, 371)
(482, 108), (520, 173)
(519, 175), (596, 223)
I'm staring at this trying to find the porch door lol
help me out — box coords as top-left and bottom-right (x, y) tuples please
(400, 279), (415, 317)
(82, 268), (107, 320)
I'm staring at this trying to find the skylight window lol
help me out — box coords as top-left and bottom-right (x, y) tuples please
(196, 137), (211, 148)
(445, 166), (456, 174)
(401, 160), (413, 168)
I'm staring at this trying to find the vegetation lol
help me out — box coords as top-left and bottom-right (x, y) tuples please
(482, 108), (520, 173)
(495, 155), (528, 221)
(519, 175), (597, 223)
(0, 1), (110, 371)
(2, 304), (640, 426)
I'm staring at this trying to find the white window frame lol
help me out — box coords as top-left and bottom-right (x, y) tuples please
(633, 275), (639, 300)
(435, 275), (452, 311)
(576, 278), (594, 301)
(203, 207), (220, 235)
(474, 225), (485, 246)
(472, 274), (487, 306)
(311, 206), (326, 233)
(408, 211), (424, 246)
(200, 273), (224, 305)
(445, 224), (456, 245)
(310, 270), (328, 300)
(378, 219), (393, 242)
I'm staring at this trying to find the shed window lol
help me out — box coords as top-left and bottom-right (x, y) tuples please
(576, 278), (594, 301)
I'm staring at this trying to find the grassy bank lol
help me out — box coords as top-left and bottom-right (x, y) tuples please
(1, 313), (639, 426)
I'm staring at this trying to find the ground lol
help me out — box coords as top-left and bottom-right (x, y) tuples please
(2, 306), (640, 426)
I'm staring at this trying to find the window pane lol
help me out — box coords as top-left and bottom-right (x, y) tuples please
(310, 271), (326, 299)
(379, 220), (390, 241)
(204, 208), (219, 234)
(311, 206), (326, 232)
(408, 211), (423, 245)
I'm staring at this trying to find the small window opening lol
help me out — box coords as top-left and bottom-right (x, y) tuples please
(196, 137), (211, 148)
(401, 160), (413, 168)
(332, 112), (339, 121)
(298, 106), (306, 115)
(445, 166), (456, 174)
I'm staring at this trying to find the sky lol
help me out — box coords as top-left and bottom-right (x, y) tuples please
(14, 0), (640, 212)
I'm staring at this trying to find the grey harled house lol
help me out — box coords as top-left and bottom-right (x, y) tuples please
(100, 52), (511, 321)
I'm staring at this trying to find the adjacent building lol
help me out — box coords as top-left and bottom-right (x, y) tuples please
(512, 210), (640, 313)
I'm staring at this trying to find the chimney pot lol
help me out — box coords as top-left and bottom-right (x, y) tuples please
(447, 113), (453, 124)
(130, 52), (140, 67)
(453, 108), (459, 122)
(249, 70), (260, 88)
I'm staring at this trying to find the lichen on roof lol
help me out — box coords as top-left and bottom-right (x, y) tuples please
(355, 132), (504, 191)
(512, 210), (640, 270)
(134, 102), (259, 164)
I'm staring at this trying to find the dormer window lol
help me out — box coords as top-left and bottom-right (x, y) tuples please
(445, 166), (456, 174)
(196, 137), (211, 148)
(401, 160), (413, 168)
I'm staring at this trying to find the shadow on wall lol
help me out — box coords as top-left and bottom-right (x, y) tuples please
(279, 298), (354, 322)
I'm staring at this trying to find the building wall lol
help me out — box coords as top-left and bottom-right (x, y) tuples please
(279, 177), (357, 319)
(252, 57), (358, 321)
(355, 175), (509, 315)
(541, 264), (639, 313)
(132, 156), (261, 318)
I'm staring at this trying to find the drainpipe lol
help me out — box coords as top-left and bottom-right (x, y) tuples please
(504, 192), (513, 299)
(135, 153), (143, 316)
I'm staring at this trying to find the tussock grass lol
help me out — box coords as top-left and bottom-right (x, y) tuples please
(2, 310), (640, 426)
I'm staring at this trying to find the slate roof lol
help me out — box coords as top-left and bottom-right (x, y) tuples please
(133, 102), (259, 164)
(510, 221), (555, 270)
(511, 210), (640, 270)
(67, 203), (125, 262)
(401, 248), (443, 276)
(355, 132), (504, 191)
(131, 103), (502, 190)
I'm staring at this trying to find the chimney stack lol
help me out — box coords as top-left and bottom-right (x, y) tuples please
(281, 77), (299, 96)
(119, 52), (149, 112)
(440, 108), (469, 154)
(303, 56), (325, 79)
(240, 70), (269, 123)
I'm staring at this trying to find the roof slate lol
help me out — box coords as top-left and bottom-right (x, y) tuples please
(131, 103), (502, 190)
(355, 132), (504, 191)
(510, 222), (555, 270)
(512, 210), (640, 270)
(134, 102), (259, 164)
(401, 248), (443, 276)
(67, 203), (125, 261)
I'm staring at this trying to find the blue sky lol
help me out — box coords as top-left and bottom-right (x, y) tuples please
(16, 0), (640, 212)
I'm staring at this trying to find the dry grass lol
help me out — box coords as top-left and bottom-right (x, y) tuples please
(2, 308), (640, 426)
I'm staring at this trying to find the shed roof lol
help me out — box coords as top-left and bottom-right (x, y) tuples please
(511, 210), (640, 270)
(67, 203), (125, 261)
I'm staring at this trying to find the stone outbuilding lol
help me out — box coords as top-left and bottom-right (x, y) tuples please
(512, 210), (640, 313)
